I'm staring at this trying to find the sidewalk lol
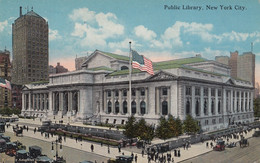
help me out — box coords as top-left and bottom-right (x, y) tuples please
(8, 118), (258, 163)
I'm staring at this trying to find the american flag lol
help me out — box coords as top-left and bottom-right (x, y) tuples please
(0, 78), (11, 90)
(132, 50), (154, 75)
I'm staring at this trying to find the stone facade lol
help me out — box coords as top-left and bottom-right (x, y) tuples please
(21, 50), (255, 132)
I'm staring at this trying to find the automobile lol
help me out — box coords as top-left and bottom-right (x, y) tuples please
(226, 142), (236, 148)
(2, 135), (10, 142)
(0, 122), (5, 133)
(36, 155), (53, 163)
(213, 139), (225, 151)
(115, 155), (133, 163)
(5, 142), (18, 156)
(253, 130), (260, 137)
(15, 150), (34, 163)
(0, 138), (7, 152)
(29, 145), (42, 159)
(14, 140), (26, 150)
(79, 161), (93, 163)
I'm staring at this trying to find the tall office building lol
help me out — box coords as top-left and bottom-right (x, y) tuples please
(0, 49), (12, 108)
(215, 51), (255, 87)
(12, 7), (49, 85)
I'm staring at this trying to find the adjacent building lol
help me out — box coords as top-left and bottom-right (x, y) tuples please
(49, 62), (69, 75)
(216, 51), (255, 87)
(21, 50), (254, 132)
(75, 56), (88, 70)
(0, 49), (12, 108)
(12, 7), (49, 85)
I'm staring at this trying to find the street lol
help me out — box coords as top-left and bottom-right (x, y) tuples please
(1, 131), (109, 163)
(181, 136), (260, 163)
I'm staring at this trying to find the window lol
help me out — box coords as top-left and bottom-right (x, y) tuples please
(211, 89), (215, 97)
(121, 66), (128, 70)
(123, 90), (127, 97)
(140, 101), (146, 115)
(212, 119), (216, 124)
(186, 86), (191, 96)
(123, 101), (127, 114)
(195, 87), (200, 96)
(132, 89), (136, 96)
(162, 88), (167, 96)
(211, 100), (215, 114)
(107, 101), (112, 113)
(141, 88), (145, 96)
(196, 100), (200, 116)
(204, 100), (207, 115)
(131, 101), (136, 114)
(205, 120), (209, 125)
(107, 91), (111, 97)
(162, 101), (168, 115)
(204, 88), (208, 96)
(115, 101), (119, 114)
(115, 90), (119, 97)
(186, 100), (190, 115)
(218, 101), (221, 114)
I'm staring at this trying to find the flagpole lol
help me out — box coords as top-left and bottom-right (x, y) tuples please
(129, 42), (132, 116)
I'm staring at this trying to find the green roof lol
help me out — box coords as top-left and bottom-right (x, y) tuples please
(29, 81), (49, 85)
(100, 51), (129, 61)
(87, 66), (114, 71)
(108, 69), (142, 76)
(108, 56), (208, 76)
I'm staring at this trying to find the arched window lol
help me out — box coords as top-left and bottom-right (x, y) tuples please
(218, 100), (221, 114)
(107, 101), (112, 114)
(186, 100), (190, 115)
(123, 101), (127, 114)
(195, 100), (199, 116)
(131, 101), (136, 114)
(204, 100), (207, 115)
(121, 66), (129, 70)
(211, 100), (214, 114)
(115, 101), (119, 114)
(162, 101), (168, 115)
(140, 101), (146, 115)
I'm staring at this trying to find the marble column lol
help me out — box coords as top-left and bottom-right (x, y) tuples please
(136, 89), (140, 114)
(208, 88), (212, 116)
(119, 90), (122, 114)
(104, 91), (107, 113)
(215, 88), (218, 115)
(145, 88), (148, 114)
(111, 90), (115, 114)
(155, 87), (160, 115)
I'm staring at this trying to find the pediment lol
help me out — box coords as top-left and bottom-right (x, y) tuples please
(225, 79), (235, 85)
(22, 85), (30, 91)
(145, 71), (177, 81)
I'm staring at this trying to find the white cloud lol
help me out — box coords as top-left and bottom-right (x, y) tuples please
(134, 25), (157, 41)
(108, 38), (141, 49)
(0, 20), (8, 32)
(49, 29), (61, 41)
(69, 8), (124, 48)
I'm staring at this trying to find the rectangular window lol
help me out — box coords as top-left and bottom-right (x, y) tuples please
(204, 88), (208, 96)
(186, 86), (191, 96)
(162, 88), (167, 96)
(195, 87), (200, 96)
(132, 89), (136, 96)
(123, 90), (127, 96)
(141, 88), (145, 96)
(115, 90), (119, 97)
(107, 90), (111, 97)
(211, 89), (215, 97)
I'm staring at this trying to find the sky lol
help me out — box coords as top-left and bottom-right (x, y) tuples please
(0, 0), (260, 84)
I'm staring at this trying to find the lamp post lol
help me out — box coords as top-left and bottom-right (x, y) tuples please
(51, 138), (63, 162)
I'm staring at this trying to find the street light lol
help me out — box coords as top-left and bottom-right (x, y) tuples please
(51, 138), (63, 162)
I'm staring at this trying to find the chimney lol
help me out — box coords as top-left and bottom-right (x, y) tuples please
(20, 6), (22, 17)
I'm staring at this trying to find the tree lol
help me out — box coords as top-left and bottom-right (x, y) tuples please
(136, 118), (154, 141)
(183, 115), (200, 134)
(123, 115), (137, 138)
(175, 117), (183, 136)
(155, 117), (170, 140)
(168, 114), (176, 137)
(254, 98), (260, 117)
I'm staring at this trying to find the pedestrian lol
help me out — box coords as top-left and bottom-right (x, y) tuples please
(206, 142), (209, 148)
(26, 126), (28, 132)
(183, 143), (185, 150)
(76, 137), (78, 143)
(210, 142), (213, 148)
(122, 152), (124, 155)
(108, 145), (110, 154)
(178, 150), (181, 157)
(91, 144), (94, 152)
(64, 136), (66, 142)
(135, 154), (137, 162)
(131, 152), (134, 160)
(142, 149), (144, 157)
(101, 142), (103, 147)
(171, 157), (174, 163)
(34, 127), (36, 134)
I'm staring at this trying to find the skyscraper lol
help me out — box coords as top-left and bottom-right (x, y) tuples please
(215, 51), (255, 87)
(0, 49), (12, 108)
(12, 7), (49, 85)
